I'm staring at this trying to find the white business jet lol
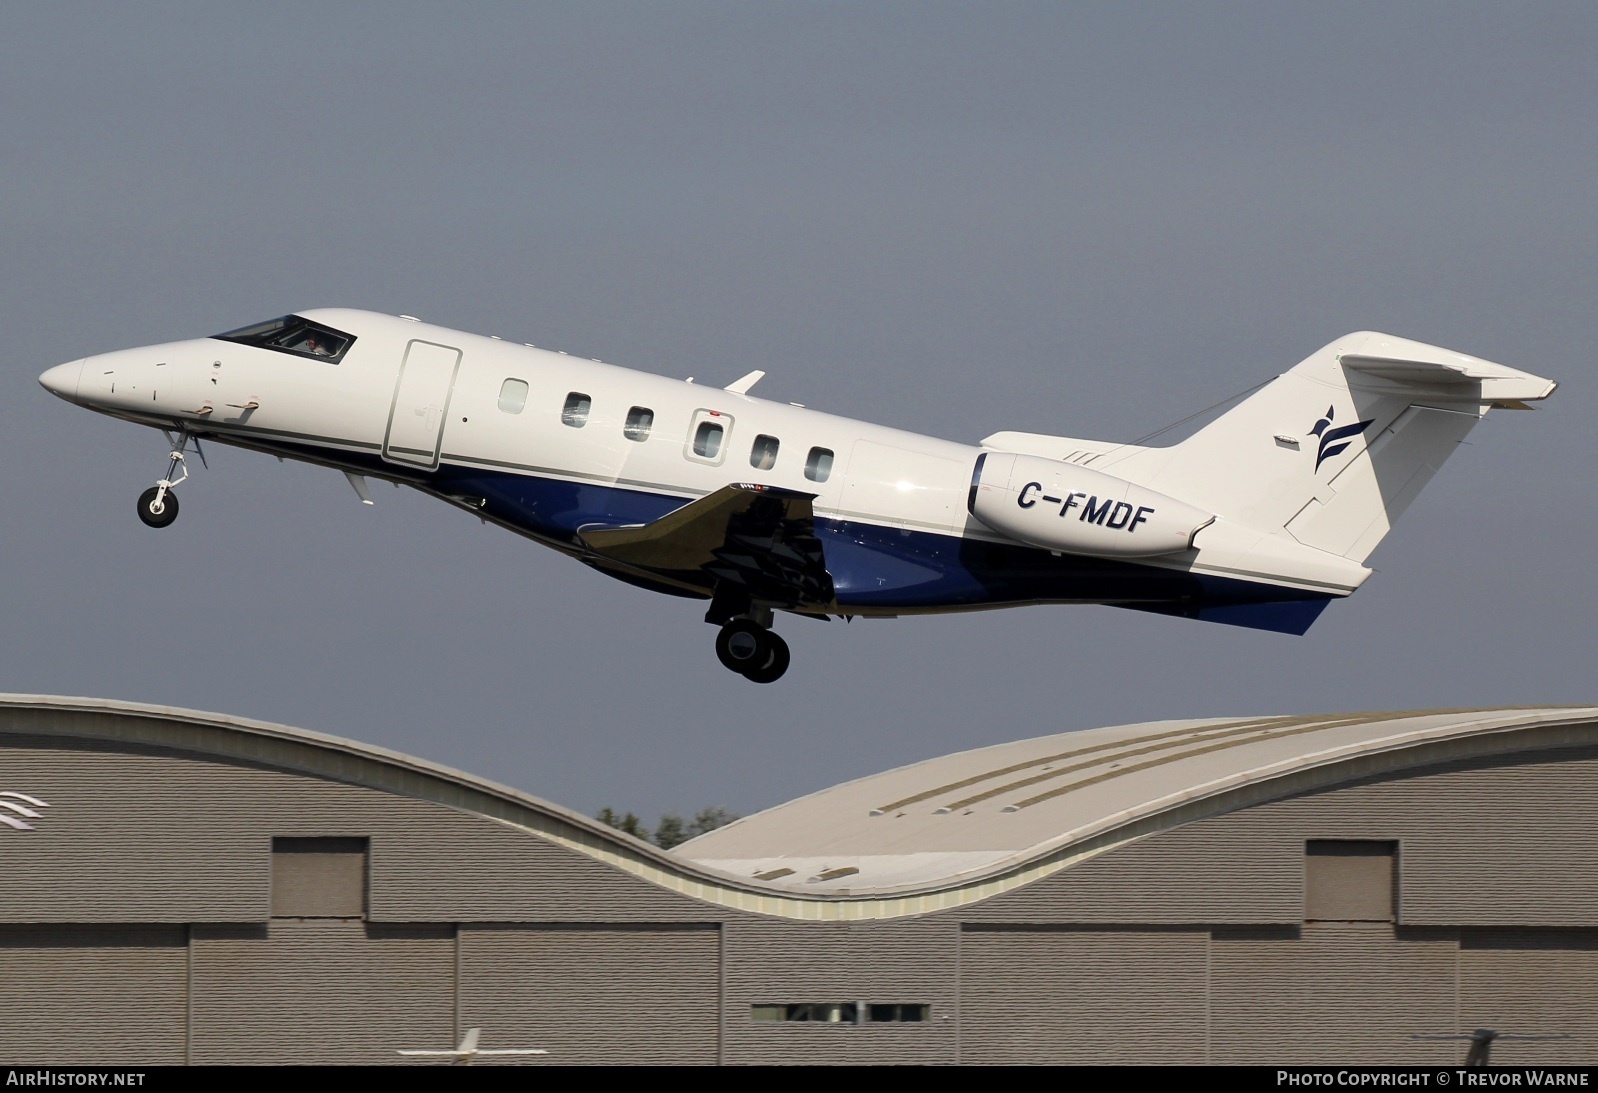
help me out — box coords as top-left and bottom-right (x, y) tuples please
(39, 311), (1555, 683)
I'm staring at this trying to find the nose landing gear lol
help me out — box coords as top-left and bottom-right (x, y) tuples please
(136, 485), (179, 528)
(714, 618), (791, 684)
(136, 431), (202, 529)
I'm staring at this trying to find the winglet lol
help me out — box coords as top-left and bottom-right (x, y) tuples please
(724, 370), (765, 395)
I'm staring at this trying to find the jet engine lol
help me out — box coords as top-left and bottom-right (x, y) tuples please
(968, 451), (1213, 558)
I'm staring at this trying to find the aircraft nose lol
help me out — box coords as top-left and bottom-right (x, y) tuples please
(39, 359), (83, 401)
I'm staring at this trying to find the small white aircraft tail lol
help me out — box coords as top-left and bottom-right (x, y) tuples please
(1107, 332), (1556, 563)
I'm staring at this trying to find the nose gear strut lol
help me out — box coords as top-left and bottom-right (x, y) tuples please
(136, 430), (205, 529)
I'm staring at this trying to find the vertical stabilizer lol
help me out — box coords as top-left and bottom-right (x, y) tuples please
(1103, 333), (1555, 563)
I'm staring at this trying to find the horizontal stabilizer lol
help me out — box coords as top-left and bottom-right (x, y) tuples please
(1338, 349), (1557, 403)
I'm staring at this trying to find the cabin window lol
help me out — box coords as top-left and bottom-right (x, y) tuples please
(211, 314), (355, 364)
(561, 392), (591, 428)
(624, 406), (654, 442)
(805, 446), (834, 483)
(684, 409), (732, 465)
(498, 379), (529, 414)
(750, 434), (780, 470)
(693, 421), (724, 459)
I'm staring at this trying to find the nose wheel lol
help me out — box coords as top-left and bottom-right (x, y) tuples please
(137, 486), (179, 528)
(136, 430), (203, 529)
(715, 619), (791, 684)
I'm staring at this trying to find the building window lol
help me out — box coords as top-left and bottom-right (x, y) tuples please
(750, 1003), (930, 1023)
(805, 446), (834, 483)
(561, 392), (591, 428)
(271, 837), (368, 919)
(869, 1004), (930, 1023)
(498, 378), (529, 414)
(757, 1003), (856, 1023)
(1305, 839), (1397, 922)
(750, 434), (780, 470)
(624, 406), (654, 441)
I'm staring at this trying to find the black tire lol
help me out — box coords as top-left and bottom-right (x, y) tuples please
(742, 632), (790, 684)
(715, 619), (769, 674)
(137, 486), (179, 529)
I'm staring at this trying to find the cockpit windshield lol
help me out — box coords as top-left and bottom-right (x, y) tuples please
(211, 315), (355, 363)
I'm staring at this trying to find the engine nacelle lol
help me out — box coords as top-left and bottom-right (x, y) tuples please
(968, 451), (1213, 558)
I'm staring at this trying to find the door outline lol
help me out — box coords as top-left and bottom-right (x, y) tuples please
(683, 408), (734, 467)
(382, 340), (463, 470)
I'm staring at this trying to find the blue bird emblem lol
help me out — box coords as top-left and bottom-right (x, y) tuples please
(1309, 405), (1375, 472)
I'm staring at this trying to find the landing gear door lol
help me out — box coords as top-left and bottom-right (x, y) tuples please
(383, 340), (462, 469)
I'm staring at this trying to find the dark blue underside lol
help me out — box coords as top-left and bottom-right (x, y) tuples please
(264, 441), (1334, 635)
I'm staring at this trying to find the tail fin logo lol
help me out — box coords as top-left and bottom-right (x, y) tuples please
(1309, 405), (1374, 472)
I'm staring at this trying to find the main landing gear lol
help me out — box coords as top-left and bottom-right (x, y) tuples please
(714, 618), (791, 684)
(136, 431), (201, 529)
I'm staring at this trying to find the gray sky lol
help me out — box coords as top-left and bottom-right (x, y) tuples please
(4, 2), (1595, 824)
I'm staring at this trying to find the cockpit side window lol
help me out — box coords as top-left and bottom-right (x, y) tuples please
(212, 315), (356, 363)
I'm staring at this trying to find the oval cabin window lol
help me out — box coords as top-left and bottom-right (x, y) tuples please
(693, 421), (724, 459)
(624, 406), (654, 442)
(498, 379), (529, 414)
(561, 392), (591, 428)
(750, 434), (779, 470)
(805, 446), (834, 483)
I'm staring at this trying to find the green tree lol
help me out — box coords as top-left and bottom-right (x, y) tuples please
(653, 813), (689, 849)
(686, 807), (739, 839)
(595, 807), (649, 841)
(596, 806), (740, 849)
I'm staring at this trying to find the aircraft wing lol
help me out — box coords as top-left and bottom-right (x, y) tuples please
(579, 483), (834, 608)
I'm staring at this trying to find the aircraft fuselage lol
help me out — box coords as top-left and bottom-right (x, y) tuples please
(45, 309), (1552, 680)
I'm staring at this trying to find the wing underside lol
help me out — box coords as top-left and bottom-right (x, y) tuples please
(578, 483), (834, 610)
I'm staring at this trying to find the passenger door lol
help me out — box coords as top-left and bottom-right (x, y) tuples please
(382, 340), (462, 469)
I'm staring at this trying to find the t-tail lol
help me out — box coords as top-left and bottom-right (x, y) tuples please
(1117, 332), (1556, 561)
(981, 333), (1556, 634)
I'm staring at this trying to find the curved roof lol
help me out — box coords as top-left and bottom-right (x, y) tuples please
(677, 705), (1598, 899)
(4, 694), (1595, 921)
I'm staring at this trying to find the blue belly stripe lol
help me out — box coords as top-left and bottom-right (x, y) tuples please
(235, 439), (1336, 633)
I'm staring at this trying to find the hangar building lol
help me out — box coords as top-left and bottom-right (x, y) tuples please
(2, 695), (1596, 1065)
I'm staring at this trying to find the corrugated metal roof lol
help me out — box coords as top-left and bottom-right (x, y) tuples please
(676, 707), (1598, 896)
